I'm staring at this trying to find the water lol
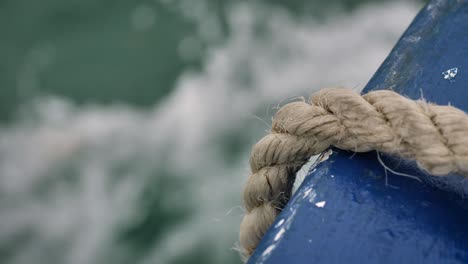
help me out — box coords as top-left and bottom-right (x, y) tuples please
(0, 0), (421, 263)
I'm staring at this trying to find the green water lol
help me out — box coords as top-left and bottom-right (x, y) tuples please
(0, 0), (410, 122)
(0, 0), (422, 263)
(1, 0), (197, 121)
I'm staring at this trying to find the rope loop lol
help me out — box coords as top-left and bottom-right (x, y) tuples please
(240, 88), (468, 259)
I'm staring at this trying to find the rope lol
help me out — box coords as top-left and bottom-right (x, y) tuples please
(240, 88), (468, 259)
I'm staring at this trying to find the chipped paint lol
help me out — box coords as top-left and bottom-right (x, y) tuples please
(318, 149), (333, 162)
(315, 201), (326, 208)
(442, 67), (458, 80)
(292, 155), (319, 195)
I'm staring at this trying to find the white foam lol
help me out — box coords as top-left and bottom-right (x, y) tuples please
(0, 1), (418, 263)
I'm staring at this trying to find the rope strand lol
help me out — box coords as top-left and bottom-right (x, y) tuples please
(240, 88), (468, 259)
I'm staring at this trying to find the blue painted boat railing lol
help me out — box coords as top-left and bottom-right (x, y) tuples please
(249, 1), (468, 263)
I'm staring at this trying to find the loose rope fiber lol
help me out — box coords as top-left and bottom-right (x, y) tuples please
(240, 88), (468, 259)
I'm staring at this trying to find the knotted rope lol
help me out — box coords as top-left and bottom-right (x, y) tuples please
(240, 88), (468, 259)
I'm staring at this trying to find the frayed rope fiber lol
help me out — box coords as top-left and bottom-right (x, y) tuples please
(240, 88), (468, 259)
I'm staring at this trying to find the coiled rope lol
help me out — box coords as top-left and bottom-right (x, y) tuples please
(240, 88), (468, 259)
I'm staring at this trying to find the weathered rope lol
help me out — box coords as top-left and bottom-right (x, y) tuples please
(240, 88), (468, 259)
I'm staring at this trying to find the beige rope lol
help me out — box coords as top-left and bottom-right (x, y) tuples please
(240, 87), (468, 259)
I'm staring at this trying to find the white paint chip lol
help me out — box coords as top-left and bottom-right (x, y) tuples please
(315, 201), (326, 208)
(442, 67), (458, 80)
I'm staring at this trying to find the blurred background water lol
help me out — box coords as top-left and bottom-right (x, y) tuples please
(0, 0), (423, 263)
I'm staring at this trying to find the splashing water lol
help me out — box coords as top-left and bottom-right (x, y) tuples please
(0, 1), (419, 263)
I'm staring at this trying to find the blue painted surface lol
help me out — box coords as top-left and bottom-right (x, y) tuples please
(249, 0), (468, 263)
